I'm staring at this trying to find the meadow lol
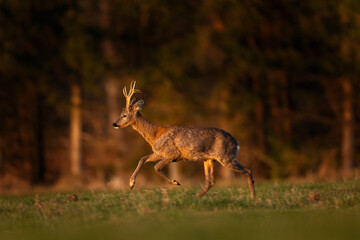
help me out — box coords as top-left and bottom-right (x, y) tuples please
(0, 180), (359, 240)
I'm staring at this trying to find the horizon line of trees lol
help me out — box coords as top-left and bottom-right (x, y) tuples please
(0, 0), (359, 190)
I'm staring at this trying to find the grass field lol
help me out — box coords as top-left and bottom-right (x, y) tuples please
(0, 180), (359, 240)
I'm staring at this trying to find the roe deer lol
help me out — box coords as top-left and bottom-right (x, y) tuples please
(113, 81), (255, 198)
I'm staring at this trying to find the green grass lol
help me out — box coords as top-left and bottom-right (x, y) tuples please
(1, 180), (360, 240)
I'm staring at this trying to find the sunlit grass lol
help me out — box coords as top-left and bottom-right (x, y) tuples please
(0, 180), (359, 240)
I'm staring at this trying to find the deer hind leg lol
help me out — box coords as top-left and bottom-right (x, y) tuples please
(154, 158), (181, 186)
(198, 159), (215, 197)
(129, 154), (161, 189)
(226, 160), (256, 198)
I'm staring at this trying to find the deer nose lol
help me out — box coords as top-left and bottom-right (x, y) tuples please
(112, 122), (119, 127)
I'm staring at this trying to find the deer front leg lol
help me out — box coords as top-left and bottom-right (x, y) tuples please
(154, 158), (181, 186)
(130, 154), (161, 189)
(198, 160), (215, 197)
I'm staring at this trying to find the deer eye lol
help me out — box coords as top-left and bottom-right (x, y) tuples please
(123, 114), (127, 118)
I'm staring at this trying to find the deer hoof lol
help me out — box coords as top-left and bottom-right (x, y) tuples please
(171, 180), (181, 186)
(129, 180), (135, 190)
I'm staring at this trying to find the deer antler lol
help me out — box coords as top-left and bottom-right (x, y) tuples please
(123, 81), (141, 109)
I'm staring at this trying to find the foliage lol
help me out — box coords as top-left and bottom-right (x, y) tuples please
(0, 0), (359, 185)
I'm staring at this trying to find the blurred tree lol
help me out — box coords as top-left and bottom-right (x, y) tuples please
(341, 78), (354, 176)
(61, 0), (104, 182)
(98, 0), (128, 184)
(0, 0), (71, 185)
(70, 83), (82, 177)
(1, 0), (360, 190)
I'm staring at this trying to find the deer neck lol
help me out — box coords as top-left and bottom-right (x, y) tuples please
(131, 113), (159, 146)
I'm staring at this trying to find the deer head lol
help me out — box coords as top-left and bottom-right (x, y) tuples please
(112, 81), (143, 129)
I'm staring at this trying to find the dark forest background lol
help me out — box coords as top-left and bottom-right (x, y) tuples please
(1, 0), (359, 191)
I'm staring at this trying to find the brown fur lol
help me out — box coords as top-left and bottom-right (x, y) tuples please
(113, 82), (255, 198)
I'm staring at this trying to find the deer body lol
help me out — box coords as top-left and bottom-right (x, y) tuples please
(133, 113), (238, 162)
(113, 82), (255, 198)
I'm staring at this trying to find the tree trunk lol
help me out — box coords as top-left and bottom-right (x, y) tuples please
(100, 0), (122, 142)
(99, 0), (119, 67)
(70, 83), (82, 177)
(17, 86), (36, 183)
(33, 91), (45, 183)
(341, 78), (354, 176)
(100, 0), (128, 185)
(268, 75), (282, 138)
(105, 78), (126, 151)
(253, 77), (268, 176)
(280, 76), (291, 141)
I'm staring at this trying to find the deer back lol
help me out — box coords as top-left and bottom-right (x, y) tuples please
(152, 126), (239, 162)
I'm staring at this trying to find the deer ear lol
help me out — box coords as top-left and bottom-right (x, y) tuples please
(133, 98), (144, 111)
(130, 98), (138, 106)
